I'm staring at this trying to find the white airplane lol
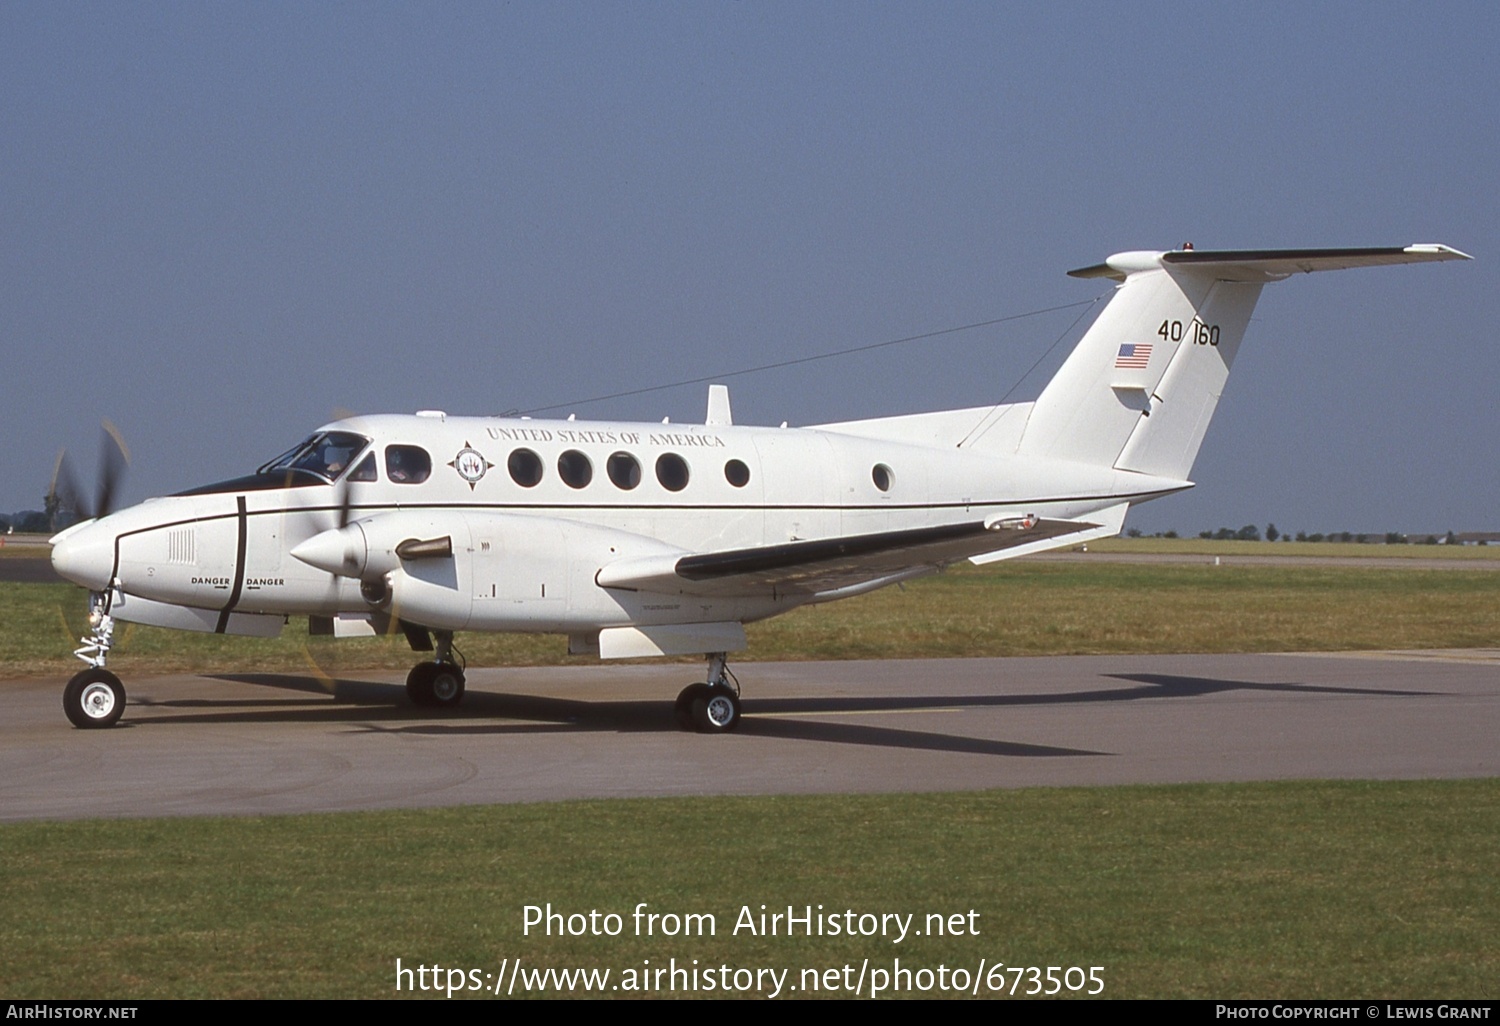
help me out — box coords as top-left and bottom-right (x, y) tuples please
(49, 244), (1469, 732)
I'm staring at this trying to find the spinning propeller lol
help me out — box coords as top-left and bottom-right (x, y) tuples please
(49, 421), (131, 527)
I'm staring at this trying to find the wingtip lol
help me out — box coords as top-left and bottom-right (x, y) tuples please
(1405, 243), (1473, 261)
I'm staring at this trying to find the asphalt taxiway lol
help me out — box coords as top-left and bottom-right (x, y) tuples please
(4, 651), (1496, 821)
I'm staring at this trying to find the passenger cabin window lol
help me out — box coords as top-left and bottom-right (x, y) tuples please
(656, 453), (690, 492)
(872, 463), (894, 492)
(385, 445), (432, 484)
(558, 450), (593, 489)
(607, 452), (641, 490)
(508, 448), (543, 487)
(724, 459), (750, 488)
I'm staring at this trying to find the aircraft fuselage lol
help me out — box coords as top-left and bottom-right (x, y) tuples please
(51, 412), (1177, 637)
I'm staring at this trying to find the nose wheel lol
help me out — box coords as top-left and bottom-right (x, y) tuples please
(64, 668), (126, 729)
(675, 652), (742, 733)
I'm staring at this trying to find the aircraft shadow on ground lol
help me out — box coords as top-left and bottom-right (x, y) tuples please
(126, 675), (1098, 758)
(1100, 673), (1435, 699)
(114, 669), (1440, 760)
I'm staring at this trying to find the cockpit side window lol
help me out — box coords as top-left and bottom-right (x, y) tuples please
(259, 431), (371, 482)
(386, 445), (432, 484)
(347, 452), (378, 482)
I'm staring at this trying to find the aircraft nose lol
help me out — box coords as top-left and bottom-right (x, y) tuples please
(50, 521), (115, 592)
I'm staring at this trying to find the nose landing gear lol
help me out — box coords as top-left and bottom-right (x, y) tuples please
(64, 588), (126, 729)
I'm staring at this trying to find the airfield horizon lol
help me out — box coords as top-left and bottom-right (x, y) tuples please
(6, 553), (1500, 680)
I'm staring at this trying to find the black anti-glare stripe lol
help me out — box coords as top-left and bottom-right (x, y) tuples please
(214, 496), (249, 633)
(104, 536), (124, 613)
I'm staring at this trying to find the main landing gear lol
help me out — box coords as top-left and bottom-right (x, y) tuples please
(675, 652), (741, 734)
(406, 630), (466, 708)
(64, 589), (126, 729)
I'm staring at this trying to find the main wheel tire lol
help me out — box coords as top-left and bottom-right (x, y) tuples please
(690, 685), (740, 734)
(64, 668), (126, 729)
(406, 663), (437, 706)
(429, 666), (465, 708)
(675, 683), (709, 731)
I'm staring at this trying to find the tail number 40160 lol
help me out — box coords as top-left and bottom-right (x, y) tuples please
(1159, 319), (1220, 346)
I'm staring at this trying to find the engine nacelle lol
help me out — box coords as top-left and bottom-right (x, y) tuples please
(353, 510), (687, 632)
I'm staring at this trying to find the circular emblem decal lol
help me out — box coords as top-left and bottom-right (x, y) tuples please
(449, 443), (494, 490)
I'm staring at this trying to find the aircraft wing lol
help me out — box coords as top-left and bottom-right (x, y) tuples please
(596, 509), (1116, 600)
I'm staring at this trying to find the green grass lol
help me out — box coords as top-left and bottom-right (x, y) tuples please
(8, 561), (1500, 679)
(2, 780), (1494, 998)
(755, 562), (1500, 660)
(6, 558), (1496, 1000)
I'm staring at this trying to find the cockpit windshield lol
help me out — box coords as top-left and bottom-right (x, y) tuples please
(257, 432), (371, 483)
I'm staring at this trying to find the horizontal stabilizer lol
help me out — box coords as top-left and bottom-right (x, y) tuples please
(970, 502), (1128, 564)
(1069, 244), (1471, 282)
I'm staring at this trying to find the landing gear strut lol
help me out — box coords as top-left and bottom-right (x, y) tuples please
(406, 630), (466, 708)
(675, 652), (741, 734)
(64, 588), (126, 729)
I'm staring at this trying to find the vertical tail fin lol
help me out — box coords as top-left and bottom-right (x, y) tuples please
(1015, 245), (1469, 480)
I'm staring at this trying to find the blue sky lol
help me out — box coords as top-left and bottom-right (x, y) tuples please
(3, 3), (1494, 535)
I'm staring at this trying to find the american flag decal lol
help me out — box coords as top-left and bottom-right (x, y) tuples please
(1115, 343), (1153, 369)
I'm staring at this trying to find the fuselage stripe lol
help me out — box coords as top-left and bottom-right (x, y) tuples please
(214, 496), (249, 633)
(105, 485), (1185, 538)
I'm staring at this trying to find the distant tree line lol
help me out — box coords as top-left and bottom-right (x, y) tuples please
(4, 486), (84, 534)
(1122, 525), (1469, 545)
(1, 510), (55, 534)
